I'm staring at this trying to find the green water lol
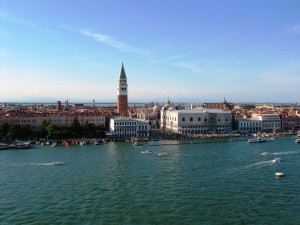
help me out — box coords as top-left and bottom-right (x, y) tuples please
(1, 136), (300, 224)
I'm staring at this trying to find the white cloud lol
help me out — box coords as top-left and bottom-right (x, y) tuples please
(286, 24), (300, 34)
(171, 62), (202, 73)
(80, 30), (145, 54)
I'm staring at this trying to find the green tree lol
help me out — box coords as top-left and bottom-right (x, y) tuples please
(70, 116), (82, 134)
(20, 124), (32, 138)
(0, 123), (9, 137)
(45, 124), (55, 138)
(41, 120), (51, 137)
(83, 122), (96, 138)
(7, 124), (21, 139)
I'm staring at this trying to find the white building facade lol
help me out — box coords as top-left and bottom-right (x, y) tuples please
(161, 107), (232, 134)
(0, 114), (106, 132)
(110, 117), (149, 138)
(252, 114), (281, 132)
(235, 118), (262, 133)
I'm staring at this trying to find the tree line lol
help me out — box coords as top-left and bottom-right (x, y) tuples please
(0, 117), (106, 140)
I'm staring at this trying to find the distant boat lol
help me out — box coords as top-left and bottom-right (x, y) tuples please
(49, 161), (64, 166)
(9, 142), (31, 149)
(295, 139), (300, 144)
(248, 137), (267, 143)
(141, 150), (152, 154)
(275, 172), (284, 177)
(261, 151), (272, 156)
(133, 142), (142, 146)
(51, 142), (58, 147)
(0, 143), (8, 150)
(271, 158), (281, 164)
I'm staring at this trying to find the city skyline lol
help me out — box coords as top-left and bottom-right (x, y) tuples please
(1, 0), (300, 103)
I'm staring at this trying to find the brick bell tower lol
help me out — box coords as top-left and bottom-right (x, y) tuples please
(117, 62), (128, 116)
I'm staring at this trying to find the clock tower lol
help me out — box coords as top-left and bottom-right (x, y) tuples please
(117, 62), (128, 116)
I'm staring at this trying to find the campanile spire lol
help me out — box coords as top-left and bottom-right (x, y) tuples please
(117, 62), (128, 116)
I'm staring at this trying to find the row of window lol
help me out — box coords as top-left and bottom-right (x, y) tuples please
(114, 125), (148, 130)
(181, 117), (229, 122)
(179, 125), (231, 129)
(114, 121), (137, 126)
(114, 128), (137, 133)
(239, 122), (261, 126)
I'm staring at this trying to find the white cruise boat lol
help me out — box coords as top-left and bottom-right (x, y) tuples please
(247, 137), (267, 143)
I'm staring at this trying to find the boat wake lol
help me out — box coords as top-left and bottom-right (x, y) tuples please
(13, 162), (65, 167)
(245, 158), (281, 169)
(261, 150), (300, 156)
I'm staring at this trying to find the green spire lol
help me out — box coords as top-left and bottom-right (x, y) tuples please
(119, 62), (127, 79)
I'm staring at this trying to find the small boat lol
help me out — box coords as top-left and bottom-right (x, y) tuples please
(271, 158), (281, 164)
(261, 151), (272, 156)
(295, 139), (300, 144)
(49, 161), (64, 166)
(247, 137), (267, 143)
(0, 143), (8, 150)
(51, 142), (58, 147)
(141, 150), (152, 154)
(275, 172), (284, 177)
(157, 152), (167, 157)
(133, 142), (143, 146)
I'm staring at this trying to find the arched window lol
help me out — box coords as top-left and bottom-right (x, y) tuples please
(198, 117), (201, 121)
(204, 118), (207, 122)
(190, 117), (193, 122)
(182, 117), (185, 122)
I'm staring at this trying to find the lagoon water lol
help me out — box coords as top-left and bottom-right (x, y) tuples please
(1, 136), (300, 225)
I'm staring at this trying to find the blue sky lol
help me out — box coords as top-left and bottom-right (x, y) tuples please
(1, 0), (300, 103)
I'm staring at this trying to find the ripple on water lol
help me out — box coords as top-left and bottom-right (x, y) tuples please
(1, 137), (300, 224)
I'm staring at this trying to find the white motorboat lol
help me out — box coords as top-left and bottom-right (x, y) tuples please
(247, 137), (267, 143)
(49, 161), (64, 166)
(141, 150), (152, 154)
(271, 158), (281, 164)
(133, 142), (143, 146)
(295, 139), (300, 144)
(51, 142), (58, 147)
(275, 172), (284, 177)
(0, 143), (8, 150)
(261, 152), (272, 156)
(94, 141), (100, 145)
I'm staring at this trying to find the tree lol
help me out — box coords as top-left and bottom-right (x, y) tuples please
(7, 124), (21, 139)
(45, 124), (55, 138)
(0, 123), (9, 137)
(70, 116), (81, 134)
(41, 120), (51, 137)
(20, 124), (32, 138)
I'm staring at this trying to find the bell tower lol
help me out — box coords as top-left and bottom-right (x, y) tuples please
(117, 62), (128, 116)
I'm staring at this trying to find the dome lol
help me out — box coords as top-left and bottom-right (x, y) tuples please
(162, 99), (171, 110)
(153, 104), (162, 112)
(176, 104), (184, 110)
(221, 98), (227, 104)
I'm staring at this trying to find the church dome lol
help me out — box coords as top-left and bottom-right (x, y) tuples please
(162, 99), (171, 110)
(176, 104), (184, 110)
(153, 104), (162, 112)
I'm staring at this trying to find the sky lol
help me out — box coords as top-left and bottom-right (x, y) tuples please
(1, 0), (300, 104)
